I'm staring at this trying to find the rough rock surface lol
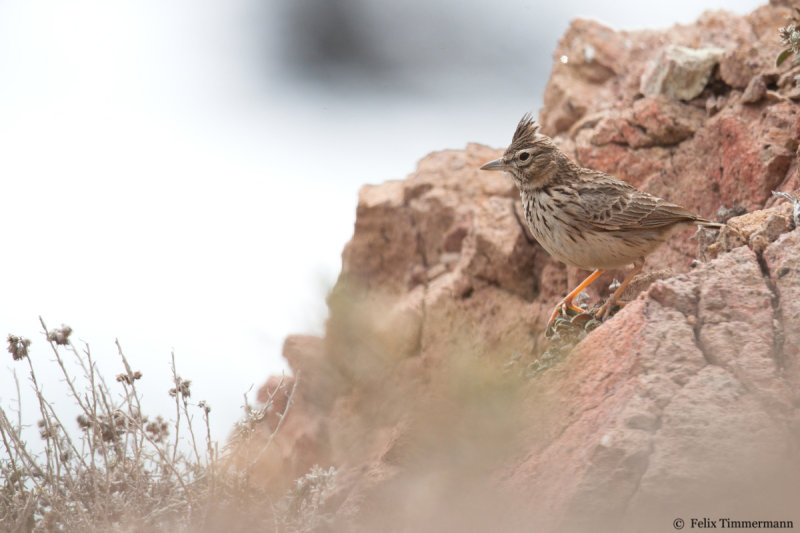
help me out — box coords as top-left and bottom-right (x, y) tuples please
(255, 3), (800, 531)
(640, 45), (725, 100)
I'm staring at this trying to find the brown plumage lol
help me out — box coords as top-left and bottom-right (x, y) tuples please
(481, 114), (722, 330)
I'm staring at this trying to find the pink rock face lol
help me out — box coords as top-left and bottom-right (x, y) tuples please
(250, 4), (800, 531)
(764, 229), (800, 397)
(528, 247), (797, 530)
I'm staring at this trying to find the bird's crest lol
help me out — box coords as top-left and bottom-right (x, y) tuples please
(509, 113), (542, 151)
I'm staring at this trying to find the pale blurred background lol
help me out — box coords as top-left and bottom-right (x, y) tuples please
(0, 0), (764, 444)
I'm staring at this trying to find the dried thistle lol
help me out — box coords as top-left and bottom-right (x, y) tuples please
(76, 414), (92, 430)
(46, 325), (72, 346)
(116, 370), (143, 385)
(79, 410), (136, 443)
(7, 334), (31, 360)
(169, 377), (192, 398)
(38, 419), (56, 440)
(2, 318), (305, 532)
(145, 415), (170, 443)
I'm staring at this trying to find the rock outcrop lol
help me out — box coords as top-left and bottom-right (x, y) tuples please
(255, 3), (800, 531)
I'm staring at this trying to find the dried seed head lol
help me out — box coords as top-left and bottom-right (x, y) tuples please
(46, 325), (72, 346)
(169, 377), (192, 398)
(115, 370), (143, 385)
(145, 415), (169, 443)
(198, 400), (211, 414)
(76, 414), (92, 430)
(96, 411), (128, 443)
(7, 334), (31, 361)
(38, 419), (55, 440)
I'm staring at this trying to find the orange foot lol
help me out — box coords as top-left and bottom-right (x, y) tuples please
(595, 260), (644, 320)
(546, 269), (605, 334)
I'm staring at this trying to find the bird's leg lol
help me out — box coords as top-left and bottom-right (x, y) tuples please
(547, 269), (605, 330)
(597, 260), (645, 320)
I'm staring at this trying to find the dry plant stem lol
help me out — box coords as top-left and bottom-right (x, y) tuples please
(0, 409), (47, 499)
(251, 371), (299, 468)
(203, 407), (214, 467)
(115, 339), (147, 493)
(139, 424), (193, 512)
(14, 370), (22, 434)
(39, 323), (92, 474)
(23, 354), (57, 484)
(69, 335), (111, 510)
(87, 339), (131, 524)
(168, 352), (202, 472)
(37, 404), (94, 530)
(92, 361), (117, 517)
(171, 352), (181, 464)
(0, 383), (24, 520)
(0, 378), (30, 478)
(40, 317), (91, 416)
(196, 413), (211, 528)
(78, 341), (102, 474)
(0, 408), (31, 492)
(112, 410), (194, 524)
(202, 406), (216, 521)
(41, 316), (104, 480)
(115, 405), (194, 512)
(40, 318), (108, 527)
(40, 398), (86, 473)
(182, 399), (201, 466)
(3, 372), (25, 466)
(0, 414), (16, 484)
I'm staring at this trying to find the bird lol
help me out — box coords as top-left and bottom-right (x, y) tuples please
(480, 113), (723, 332)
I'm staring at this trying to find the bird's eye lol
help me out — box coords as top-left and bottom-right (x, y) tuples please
(518, 152), (530, 162)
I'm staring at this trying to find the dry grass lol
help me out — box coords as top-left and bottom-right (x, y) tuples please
(1, 318), (335, 533)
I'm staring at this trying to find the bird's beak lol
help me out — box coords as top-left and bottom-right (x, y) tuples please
(480, 158), (509, 172)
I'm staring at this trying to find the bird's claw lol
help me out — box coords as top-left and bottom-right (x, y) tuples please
(546, 298), (629, 338)
(545, 300), (588, 337)
(594, 299), (626, 321)
(545, 310), (598, 339)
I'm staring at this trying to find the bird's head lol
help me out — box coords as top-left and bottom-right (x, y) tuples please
(480, 113), (562, 191)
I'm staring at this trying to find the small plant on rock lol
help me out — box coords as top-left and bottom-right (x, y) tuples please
(777, 8), (800, 80)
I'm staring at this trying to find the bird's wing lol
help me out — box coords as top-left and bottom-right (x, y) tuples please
(567, 171), (705, 231)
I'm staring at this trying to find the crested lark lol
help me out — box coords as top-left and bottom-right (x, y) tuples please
(481, 114), (722, 331)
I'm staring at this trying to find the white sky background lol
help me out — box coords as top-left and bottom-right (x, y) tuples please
(0, 0), (764, 446)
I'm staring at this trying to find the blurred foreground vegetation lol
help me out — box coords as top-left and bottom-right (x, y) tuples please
(1, 319), (334, 533)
